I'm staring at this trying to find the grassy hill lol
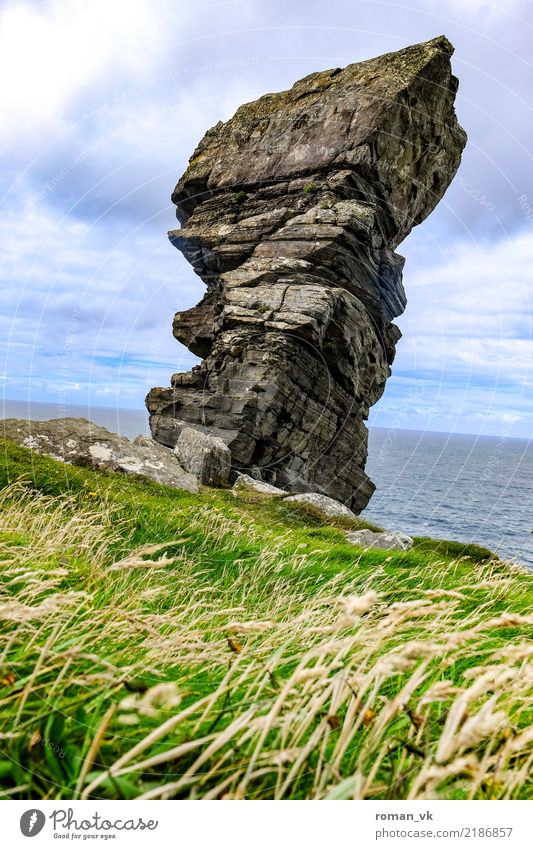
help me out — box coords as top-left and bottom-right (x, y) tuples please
(0, 439), (531, 800)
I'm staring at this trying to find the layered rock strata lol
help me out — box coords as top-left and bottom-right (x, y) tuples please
(147, 36), (466, 511)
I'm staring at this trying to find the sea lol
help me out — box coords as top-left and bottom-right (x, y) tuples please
(2, 399), (532, 569)
(365, 428), (532, 570)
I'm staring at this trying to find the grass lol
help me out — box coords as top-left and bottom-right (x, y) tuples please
(0, 439), (531, 801)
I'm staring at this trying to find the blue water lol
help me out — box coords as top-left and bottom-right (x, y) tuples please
(2, 401), (532, 568)
(365, 428), (533, 569)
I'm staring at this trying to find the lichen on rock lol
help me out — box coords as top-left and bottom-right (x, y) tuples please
(1, 418), (199, 492)
(146, 36), (466, 512)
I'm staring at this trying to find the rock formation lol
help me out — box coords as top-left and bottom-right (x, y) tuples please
(283, 492), (356, 519)
(174, 426), (231, 486)
(1, 418), (199, 492)
(147, 36), (466, 512)
(346, 529), (414, 551)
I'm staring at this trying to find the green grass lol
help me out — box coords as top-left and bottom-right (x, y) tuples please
(0, 439), (531, 801)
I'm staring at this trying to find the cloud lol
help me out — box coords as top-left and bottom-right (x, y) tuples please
(1, 0), (531, 439)
(0, 0), (160, 144)
(0, 201), (202, 407)
(425, 0), (523, 19)
(369, 230), (533, 436)
(397, 228), (533, 358)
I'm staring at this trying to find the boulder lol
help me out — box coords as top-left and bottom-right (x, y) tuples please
(232, 473), (286, 497)
(1, 418), (198, 492)
(174, 426), (231, 486)
(284, 492), (355, 519)
(346, 529), (414, 551)
(146, 37), (466, 513)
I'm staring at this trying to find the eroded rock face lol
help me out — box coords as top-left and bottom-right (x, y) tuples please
(147, 36), (466, 512)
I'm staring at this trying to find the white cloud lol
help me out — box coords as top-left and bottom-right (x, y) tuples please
(472, 409), (524, 425)
(0, 0), (159, 142)
(432, 0), (522, 19)
(395, 230), (533, 383)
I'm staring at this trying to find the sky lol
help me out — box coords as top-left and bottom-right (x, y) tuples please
(1, 0), (532, 438)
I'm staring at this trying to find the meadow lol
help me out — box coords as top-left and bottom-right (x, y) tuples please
(0, 439), (531, 800)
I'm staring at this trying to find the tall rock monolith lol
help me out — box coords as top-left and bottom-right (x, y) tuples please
(147, 36), (466, 511)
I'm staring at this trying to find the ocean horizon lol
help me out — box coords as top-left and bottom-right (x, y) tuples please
(2, 398), (531, 569)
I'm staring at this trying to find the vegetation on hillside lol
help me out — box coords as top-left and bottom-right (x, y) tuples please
(0, 440), (531, 800)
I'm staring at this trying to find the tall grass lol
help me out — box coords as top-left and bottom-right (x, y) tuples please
(0, 473), (531, 801)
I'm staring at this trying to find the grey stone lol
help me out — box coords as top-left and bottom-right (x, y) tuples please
(1, 418), (198, 492)
(232, 473), (286, 496)
(346, 529), (414, 551)
(174, 426), (231, 486)
(284, 492), (355, 518)
(146, 37), (466, 512)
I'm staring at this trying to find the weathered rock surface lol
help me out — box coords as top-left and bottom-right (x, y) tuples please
(147, 37), (466, 512)
(232, 473), (287, 497)
(1, 418), (198, 493)
(174, 426), (231, 486)
(284, 492), (355, 519)
(346, 529), (414, 551)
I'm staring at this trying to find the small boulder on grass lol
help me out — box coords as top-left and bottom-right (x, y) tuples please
(346, 529), (413, 551)
(174, 427), (231, 487)
(283, 492), (355, 519)
(232, 474), (286, 497)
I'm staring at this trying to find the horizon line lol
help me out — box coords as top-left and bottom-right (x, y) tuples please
(2, 397), (531, 444)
